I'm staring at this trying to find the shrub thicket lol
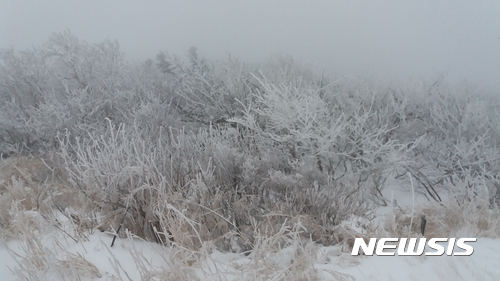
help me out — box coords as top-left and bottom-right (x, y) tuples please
(1, 32), (499, 253)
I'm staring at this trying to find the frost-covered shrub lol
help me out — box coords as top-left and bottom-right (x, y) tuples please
(393, 81), (500, 203)
(57, 118), (375, 248)
(229, 74), (414, 204)
(0, 31), (181, 154)
(171, 49), (262, 127)
(0, 31), (123, 153)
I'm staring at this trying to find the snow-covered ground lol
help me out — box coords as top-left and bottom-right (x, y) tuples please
(1, 222), (499, 280)
(1, 185), (499, 281)
(327, 239), (500, 280)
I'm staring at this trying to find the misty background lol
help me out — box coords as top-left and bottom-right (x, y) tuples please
(1, 0), (499, 90)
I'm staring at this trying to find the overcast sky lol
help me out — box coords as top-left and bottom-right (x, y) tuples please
(1, 0), (499, 89)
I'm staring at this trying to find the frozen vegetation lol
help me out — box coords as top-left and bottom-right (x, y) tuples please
(0, 31), (499, 280)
